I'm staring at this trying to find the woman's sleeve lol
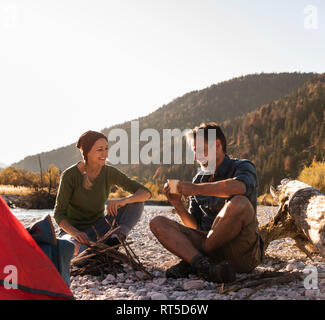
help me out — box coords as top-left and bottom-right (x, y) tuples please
(108, 166), (152, 197)
(53, 171), (74, 225)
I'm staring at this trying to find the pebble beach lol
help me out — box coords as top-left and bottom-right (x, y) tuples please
(19, 205), (325, 300)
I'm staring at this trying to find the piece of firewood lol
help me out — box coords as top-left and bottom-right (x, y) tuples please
(220, 271), (302, 296)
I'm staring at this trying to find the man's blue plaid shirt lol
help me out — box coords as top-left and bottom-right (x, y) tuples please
(189, 154), (258, 231)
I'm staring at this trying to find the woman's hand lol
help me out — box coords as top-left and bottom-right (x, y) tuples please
(71, 230), (90, 246)
(106, 199), (128, 216)
(59, 219), (90, 246)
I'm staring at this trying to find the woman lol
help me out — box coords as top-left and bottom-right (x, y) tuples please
(54, 130), (151, 255)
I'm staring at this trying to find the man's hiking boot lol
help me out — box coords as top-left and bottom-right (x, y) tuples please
(191, 254), (236, 283)
(165, 260), (196, 279)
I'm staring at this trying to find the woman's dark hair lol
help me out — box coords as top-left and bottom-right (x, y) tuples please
(77, 130), (108, 162)
(187, 122), (227, 154)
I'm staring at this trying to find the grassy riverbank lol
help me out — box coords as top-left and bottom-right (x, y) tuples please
(1, 184), (278, 209)
(0, 185), (33, 196)
(0, 184), (171, 208)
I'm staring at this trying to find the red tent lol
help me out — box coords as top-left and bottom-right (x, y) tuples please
(0, 196), (74, 300)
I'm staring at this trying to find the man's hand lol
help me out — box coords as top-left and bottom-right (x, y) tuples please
(177, 181), (198, 197)
(164, 182), (182, 205)
(163, 181), (198, 229)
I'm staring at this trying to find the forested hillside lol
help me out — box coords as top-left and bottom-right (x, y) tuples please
(128, 72), (316, 132)
(12, 72), (323, 195)
(224, 73), (325, 192)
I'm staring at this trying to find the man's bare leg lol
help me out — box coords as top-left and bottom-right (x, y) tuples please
(150, 196), (254, 282)
(150, 196), (254, 261)
(203, 195), (255, 254)
(149, 216), (206, 263)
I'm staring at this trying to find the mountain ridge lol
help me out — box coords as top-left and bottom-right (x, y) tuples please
(13, 72), (316, 176)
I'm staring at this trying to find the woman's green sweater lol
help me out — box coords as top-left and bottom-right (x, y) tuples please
(54, 164), (150, 230)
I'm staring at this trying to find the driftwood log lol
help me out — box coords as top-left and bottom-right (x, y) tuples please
(259, 179), (325, 259)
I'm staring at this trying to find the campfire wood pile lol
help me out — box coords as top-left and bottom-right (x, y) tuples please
(70, 219), (152, 280)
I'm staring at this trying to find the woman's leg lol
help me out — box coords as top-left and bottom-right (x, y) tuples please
(104, 201), (144, 238)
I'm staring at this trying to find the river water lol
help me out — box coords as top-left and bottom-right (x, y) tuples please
(12, 205), (277, 227)
(11, 205), (174, 222)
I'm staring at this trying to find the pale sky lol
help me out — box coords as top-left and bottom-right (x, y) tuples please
(0, 0), (324, 165)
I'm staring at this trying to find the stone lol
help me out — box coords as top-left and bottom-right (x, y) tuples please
(129, 286), (136, 292)
(150, 293), (168, 300)
(89, 288), (101, 295)
(153, 270), (164, 278)
(81, 288), (89, 294)
(266, 260), (274, 267)
(274, 296), (288, 300)
(86, 282), (97, 288)
(254, 295), (273, 300)
(125, 279), (133, 284)
(296, 261), (306, 269)
(145, 283), (160, 291)
(237, 288), (255, 297)
(176, 296), (188, 300)
(153, 278), (167, 286)
(138, 295), (151, 300)
(183, 280), (205, 291)
(319, 279), (325, 290)
(228, 292), (237, 298)
(136, 288), (147, 295)
(135, 271), (146, 280)
(304, 289), (321, 298)
(173, 291), (187, 297)
(285, 264), (295, 272)
(287, 291), (299, 298)
(104, 274), (116, 283)
(197, 296), (209, 300)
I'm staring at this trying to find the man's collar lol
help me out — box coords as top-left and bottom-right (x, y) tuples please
(215, 154), (231, 178)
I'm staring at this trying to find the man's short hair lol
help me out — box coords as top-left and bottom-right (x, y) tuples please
(187, 122), (227, 154)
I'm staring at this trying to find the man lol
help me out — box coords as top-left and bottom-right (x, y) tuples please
(150, 122), (264, 283)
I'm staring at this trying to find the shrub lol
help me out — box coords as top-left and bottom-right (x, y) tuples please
(297, 160), (325, 192)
